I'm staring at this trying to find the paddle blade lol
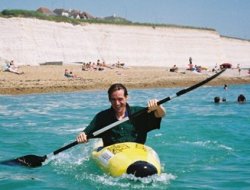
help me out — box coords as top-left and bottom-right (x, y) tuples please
(1, 155), (46, 167)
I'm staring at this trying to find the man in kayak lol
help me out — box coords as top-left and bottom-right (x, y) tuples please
(77, 83), (166, 147)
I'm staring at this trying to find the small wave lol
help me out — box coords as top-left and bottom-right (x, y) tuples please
(38, 125), (87, 135)
(77, 172), (176, 189)
(0, 171), (41, 181)
(51, 152), (89, 167)
(182, 140), (234, 151)
(122, 172), (176, 184)
(154, 133), (163, 137)
(64, 128), (85, 133)
(218, 144), (233, 151)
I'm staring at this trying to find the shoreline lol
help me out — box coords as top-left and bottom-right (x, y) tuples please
(1, 65), (250, 95)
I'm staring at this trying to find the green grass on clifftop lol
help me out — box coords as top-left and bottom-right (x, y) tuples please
(0, 9), (217, 31)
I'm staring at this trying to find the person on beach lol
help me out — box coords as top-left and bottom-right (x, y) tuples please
(187, 58), (194, 71)
(212, 63), (218, 73)
(237, 64), (241, 76)
(3, 60), (24, 75)
(189, 57), (192, 64)
(76, 83), (166, 147)
(170, 65), (178, 72)
(64, 69), (74, 78)
(237, 94), (246, 103)
(64, 69), (82, 79)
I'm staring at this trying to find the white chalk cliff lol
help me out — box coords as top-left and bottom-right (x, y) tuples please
(0, 17), (250, 68)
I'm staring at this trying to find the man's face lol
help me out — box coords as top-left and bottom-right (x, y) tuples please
(110, 89), (128, 114)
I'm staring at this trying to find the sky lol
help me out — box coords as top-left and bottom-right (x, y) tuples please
(1, 0), (250, 40)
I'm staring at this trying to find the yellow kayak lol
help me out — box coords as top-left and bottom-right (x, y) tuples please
(91, 142), (161, 177)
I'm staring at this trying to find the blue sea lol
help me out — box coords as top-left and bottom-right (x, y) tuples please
(0, 84), (250, 190)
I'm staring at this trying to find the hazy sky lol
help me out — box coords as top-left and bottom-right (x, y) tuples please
(1, 0), (250, 39)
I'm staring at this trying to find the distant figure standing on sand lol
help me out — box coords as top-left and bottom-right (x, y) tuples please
(189, 57), (192, 64)
(237, 64), (241, 75)
(212, 63), (219, 73)
(187, 57), (194, 71)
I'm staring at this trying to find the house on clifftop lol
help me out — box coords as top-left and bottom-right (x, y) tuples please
(36, 7), (55, 16)
(53, 8), (95, 19)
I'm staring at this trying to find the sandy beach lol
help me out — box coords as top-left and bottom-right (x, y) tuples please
(1, 65), (249, 95)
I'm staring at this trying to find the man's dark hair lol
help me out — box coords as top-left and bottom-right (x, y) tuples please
(108, 83), (128, 100)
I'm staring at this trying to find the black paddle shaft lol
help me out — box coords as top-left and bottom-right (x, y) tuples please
(129, 69), (226, 119)
(91, 69), (226, 137)
(53, 140), (78, 155)
(1, 69), (225, 168)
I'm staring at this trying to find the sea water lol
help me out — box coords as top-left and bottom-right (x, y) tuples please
(0, 84), (249, 190)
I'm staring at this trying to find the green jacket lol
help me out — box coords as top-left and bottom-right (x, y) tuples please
(84, 104), (162, 147)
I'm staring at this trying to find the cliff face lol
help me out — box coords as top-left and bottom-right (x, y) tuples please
(0, 17), (249, 68)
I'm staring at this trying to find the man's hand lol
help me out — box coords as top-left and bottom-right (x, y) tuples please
(77, 132), (88, 143)
(147, 99), (166, 118)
